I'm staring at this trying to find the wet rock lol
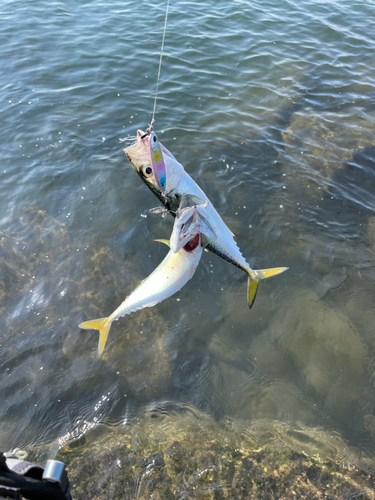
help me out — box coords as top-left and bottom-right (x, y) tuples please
(143, 452), (165, 470)
(166, 441), (184, 464)
(56, 407), (375, 500)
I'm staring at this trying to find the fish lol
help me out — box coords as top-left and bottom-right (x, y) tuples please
(79, 231), (204, 356)
(170, 194), (217, 253)
(124, 130), (288, 308)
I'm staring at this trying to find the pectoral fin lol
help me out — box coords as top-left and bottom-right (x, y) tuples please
(149, 206), (168, 214)
(154, 238), (171, 247)
(178, 194), (207, 211)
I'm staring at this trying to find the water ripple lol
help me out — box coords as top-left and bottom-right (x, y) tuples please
(1, 0), (375, 465)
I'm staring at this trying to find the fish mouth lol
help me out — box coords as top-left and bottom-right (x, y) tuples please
(183, 233), (202, 252)
(123, 129), (150, 173)
(123, 145), (137, 172)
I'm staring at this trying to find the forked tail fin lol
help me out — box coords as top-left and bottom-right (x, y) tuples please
(247, 267), (288, 309)
(79, 317), (111, 357)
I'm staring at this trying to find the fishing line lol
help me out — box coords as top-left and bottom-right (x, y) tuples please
(145, 0), (170, 135)
(119, 135), (138, 142)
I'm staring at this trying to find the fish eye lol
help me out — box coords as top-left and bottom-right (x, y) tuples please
(145, 166), (152, 175)
(153, 134), (158, 142)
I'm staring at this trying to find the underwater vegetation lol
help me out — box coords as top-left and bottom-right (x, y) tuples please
(57, 408), (375, 500)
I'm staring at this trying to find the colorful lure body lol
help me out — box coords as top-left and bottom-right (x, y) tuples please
(149, 131), (167, 194)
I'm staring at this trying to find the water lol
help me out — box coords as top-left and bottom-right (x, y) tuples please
(1, 0), (375, 478)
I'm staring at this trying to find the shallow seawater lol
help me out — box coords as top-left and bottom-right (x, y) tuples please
(1, 0), (375, 490)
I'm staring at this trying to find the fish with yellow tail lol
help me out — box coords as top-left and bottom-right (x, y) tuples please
(79, 228), (206, 356)
(124, 130), (288, 308)
(170, 194), (217, 253)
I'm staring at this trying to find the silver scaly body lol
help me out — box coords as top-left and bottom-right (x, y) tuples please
(109, 243), (202, 322)
(79, 239), (202, 356)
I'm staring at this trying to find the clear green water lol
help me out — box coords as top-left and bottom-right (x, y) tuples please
(1, 0), (375, 474)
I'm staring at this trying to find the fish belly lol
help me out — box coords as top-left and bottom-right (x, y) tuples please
(109, 248), (202, 323)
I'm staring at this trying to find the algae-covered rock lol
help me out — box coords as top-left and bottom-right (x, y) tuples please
(281, 108), (375, 203)
(364, 414), (375, 442)
(248, 380), (314, 424)
(270, 290), (367, 405)
(0, 207), (172, 449)
(56, 407), (375, 500)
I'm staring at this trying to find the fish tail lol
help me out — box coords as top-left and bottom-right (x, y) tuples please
(247, 267), (288, 309)
(79, 317), (111, 357)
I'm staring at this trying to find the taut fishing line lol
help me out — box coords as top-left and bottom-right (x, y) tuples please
(145, 0), (170, 135)
(120, 0), (170, 141)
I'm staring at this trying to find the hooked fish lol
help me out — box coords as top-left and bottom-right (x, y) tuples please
(170, 194), (217, 253)
(79, 232), (204, 356)
(124, 130), (288, 308)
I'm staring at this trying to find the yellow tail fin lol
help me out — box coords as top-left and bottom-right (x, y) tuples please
(247, 278), (260, 309)
(79, 317), (111, 357)
(247, 267), (288, 309)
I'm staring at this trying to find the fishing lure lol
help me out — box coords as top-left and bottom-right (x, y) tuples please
(149, 131), (167, 194)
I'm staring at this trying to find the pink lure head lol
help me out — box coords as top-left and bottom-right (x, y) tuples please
(149, 131), (167, 194)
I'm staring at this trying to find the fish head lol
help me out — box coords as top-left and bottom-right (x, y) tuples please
(124, 129), (154, 180)
(170, 200), (217, 253)
(124, 130), (185, 206)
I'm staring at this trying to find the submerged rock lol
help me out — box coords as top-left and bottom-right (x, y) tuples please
(364, 414), (375, 442)
(56, 407), (375, 500)
(281, 107), (375, 204)
(0, 207), (172, 450)
(369, 216), (375, 249)
(0, 207), (69, 323)
(270, 290), (367, 411)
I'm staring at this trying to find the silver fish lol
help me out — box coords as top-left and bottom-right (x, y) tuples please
(79, 234), (204, 356)
(124, 130), (288, 308)
(170, 194), (217, 253)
